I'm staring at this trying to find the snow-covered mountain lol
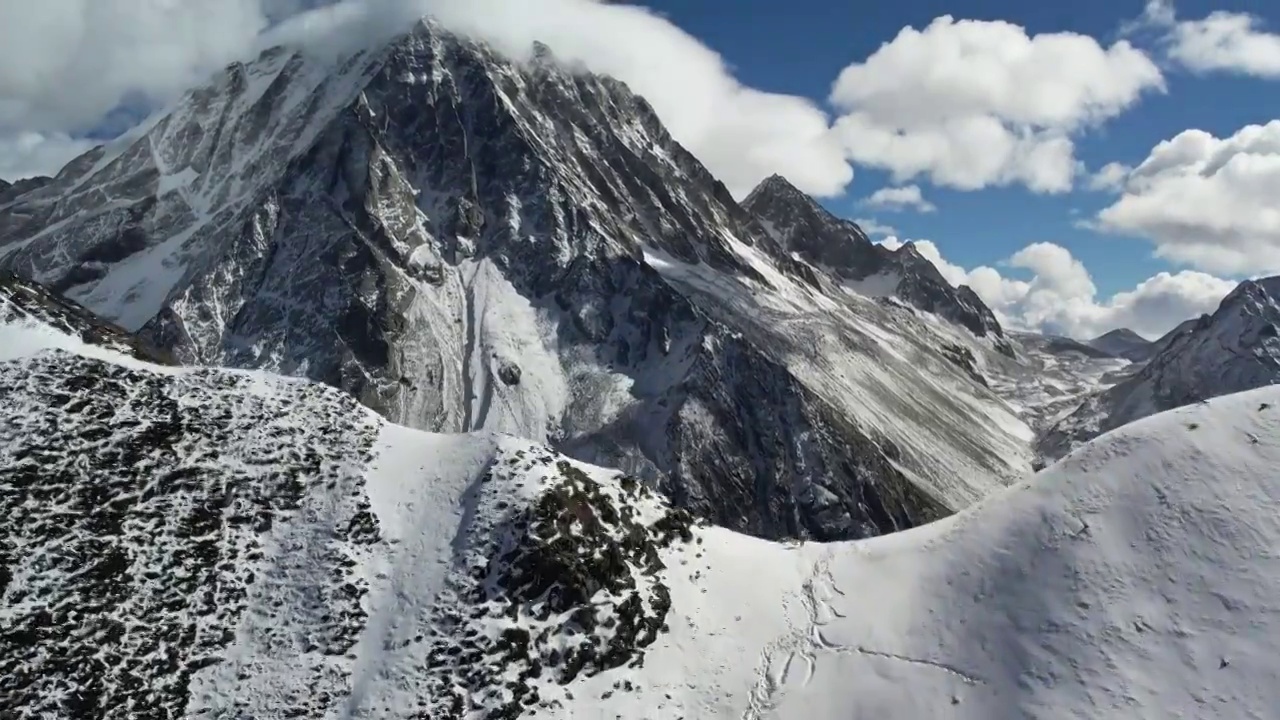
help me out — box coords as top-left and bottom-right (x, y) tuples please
(6, 287), (1280, 718)
(744, 175), (1011, 355)
(989, 331), (1136, 437)
(0, 21), (1034, 540)
(1088, 327), (1153, 361)
(1, 272), (170, 363)
(1039, 276), (1280, 460)
(0, 312), (697, 718)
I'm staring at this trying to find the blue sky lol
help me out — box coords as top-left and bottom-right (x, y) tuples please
(640, 0), (1276, 302)
(0, 0), (1276, 338)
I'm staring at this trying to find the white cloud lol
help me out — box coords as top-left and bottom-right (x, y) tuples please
(0, 0), (268, 134)
(0, 132), (98, 181)
(1093, 121), (1280, 276)
(861, 184), (936, 213)
(853, 218), (897, 237)
(828, 16), (1165, 193)
(0, 0), (855, 198)
(877, 236), (1235, 339)
(1134, 1), (1280, 78)
(1086, 161), (1131, 192)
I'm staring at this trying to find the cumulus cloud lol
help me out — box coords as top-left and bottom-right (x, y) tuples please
(827, 16), (1164, 194)
(1087, 161), (1132, 192)
(861, 184), (936, 213)
(1092, 121), (1280, 276)
(853, 218), (897, 237)
(0, 0), (268, 135)
(1133, 1), (1280, 78)
(0, 0), (854, 197)
(878, 236), (1235, 339)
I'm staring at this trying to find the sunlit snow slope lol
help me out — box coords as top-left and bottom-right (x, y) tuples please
(630, 385), (1280, 719)
(5, 308), (1278, 718)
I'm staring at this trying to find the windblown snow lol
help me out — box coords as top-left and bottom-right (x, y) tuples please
(5, 293), (1280, 718)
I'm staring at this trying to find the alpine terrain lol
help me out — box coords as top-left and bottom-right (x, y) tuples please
(5, 240), (1280, 719)
(1039, 276), (1280, 460)
(3, 9), (1275, 720)
(0, 20), (1038, 541)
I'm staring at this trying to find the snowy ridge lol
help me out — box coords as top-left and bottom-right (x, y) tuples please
(5, 309), (1280, 717)
(742, 174), (1010, 355)
(1039, 276), (1280, 460)
(0, 272), (170, 363)
(0, 314), (695, 718)
(1, 321), (383, 717)
(705, 385), (1280, 718)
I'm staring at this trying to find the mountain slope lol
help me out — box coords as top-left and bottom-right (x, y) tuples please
(1, 272), (170, 363)
(0, 22), (1032, 539)
(710, 383), (1280, 719)
(0, 313), (697, 719)
(5, 303), (1279, 718)
(1088, 327), (1153, 361)
(988, 331), (1135, 437)
(1039, 277), (1280, 460)
(743, 174), (1011, 355)
(1150, 315), (1202, 356)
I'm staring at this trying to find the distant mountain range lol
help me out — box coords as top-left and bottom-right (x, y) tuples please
(1040, 277), (1280, 460)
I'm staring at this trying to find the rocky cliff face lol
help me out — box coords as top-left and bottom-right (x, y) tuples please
(0, 21), (1031, 540)
(743, 175), (1012, 355)
(1038, 277), (1280, 460)
(1, 272), (170, 363)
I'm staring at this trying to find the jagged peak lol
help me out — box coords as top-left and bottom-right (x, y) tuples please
(742, 173), (813, 208)
(1221, 276), (1280, 310)
(892, 240), (924, 260)
(530, 39), (557, 63)
(742, 174), (870, 248)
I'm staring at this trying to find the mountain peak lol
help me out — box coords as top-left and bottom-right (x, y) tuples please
(1040, 274), (1280, 461)
(0, 23), (1032, 547)
(1092, 328), (1147, 343)
(742, 179), (1007, 349)
(1222, 276), (1280, 310)
(1087, 327), (1154, 361)
(742, 173), (812, 208)
(892, 240), (924, 260)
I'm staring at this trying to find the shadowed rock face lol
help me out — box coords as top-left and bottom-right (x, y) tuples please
(1038, 277), (1280, 461)
(742, 175), (1012, 355)
(0, 21), (1021, 541)
(1, 272), (172, 363)
(1088, 327), (1154, 362)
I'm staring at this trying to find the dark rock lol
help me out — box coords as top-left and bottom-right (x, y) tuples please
(497, 361), (522, 386)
